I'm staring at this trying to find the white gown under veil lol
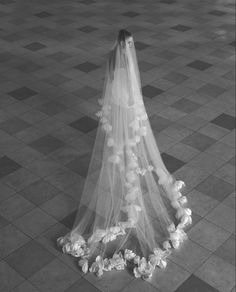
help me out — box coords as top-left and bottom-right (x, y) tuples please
(57, 36), (192, 280)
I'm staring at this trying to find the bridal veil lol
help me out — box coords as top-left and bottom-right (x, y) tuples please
(57, 29), (192, 280)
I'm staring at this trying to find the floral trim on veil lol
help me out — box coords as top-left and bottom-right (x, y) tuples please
(57, 98), (192, 280)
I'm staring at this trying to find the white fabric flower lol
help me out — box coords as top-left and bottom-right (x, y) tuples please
(124, 249), (136, 260)
(129, 119), (140, 131)
(110, 253), (126, 270)
(163, 240), (171, 250)
(78, 258), (88, 274)
(102, 232), (117, 243)
(98, 98), (103, 105)
(95, 110), (103, 118)
(102, 123), (112, 132)
(178, 196), (187, 204)
(174, 180), (185, 191)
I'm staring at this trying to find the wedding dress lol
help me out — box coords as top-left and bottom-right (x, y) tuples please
(57, 36), (192, 280)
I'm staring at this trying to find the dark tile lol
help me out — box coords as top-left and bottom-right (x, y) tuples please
(175, 274), (220, 292)
(29, 135), (65, 155)
(0, 156), (22, 179)
(163, 72), (189, 84)
(0, 52), (13, 62)
(172, 98), (200, 113)
(208, 10), (227, 16)
(73, 86), (99, 100)
(0, 214), (9, 229)
(24, 42), (47, 51)
(0, 117), (31, 134)
(134, 41), (150, 50)
(5, 240), (55, 278)
(78, 25), (98, 33)
(20, 179), (59, 205)
(149, 115), (172, 132)
(73, 62), (99, 73)
(171, 24), (192, 32)
(34, 11), (53, 18)
(60, 210), (77, 229)
(8, 86), (38, 101)
(142, 85), (164, 98)
(65, 152), (92, 177)
(37, 101), (67, 116)
(211, 114), (235, 131)
(158, 50), (179, 60)
(187, 60), (213, 71)
(161, 153), (185, 173)
(182, 132), (216, 151)
(122, 11), (140, 17)
(69, 116), (98, 133)
(160, 0), (176, 3)
(196, 175), (234, 201)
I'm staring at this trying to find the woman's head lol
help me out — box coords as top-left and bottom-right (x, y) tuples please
(117, 29), (133, 48)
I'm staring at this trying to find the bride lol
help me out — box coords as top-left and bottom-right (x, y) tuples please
(57, 29), (192, 280)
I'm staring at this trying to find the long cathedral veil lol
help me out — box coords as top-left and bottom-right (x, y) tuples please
(57, 32), (192, 280)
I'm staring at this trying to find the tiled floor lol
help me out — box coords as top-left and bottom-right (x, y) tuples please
(0, 0), (235, 291)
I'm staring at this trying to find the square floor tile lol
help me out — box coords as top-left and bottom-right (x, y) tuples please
(65, 152), (94, 177)
(34, 11), (53, 18)
(208, 10), (227, 16)
(65, 277), (100, 292)
(37, 101), (67, 116)
(149, 115), (172, 132)
(60, 210), (77, 229)
(14, 207), (57, 238)
(69, 116), (98, 133)
(196, 175), (234, 201)
(30, 258), (80, 292)
(78, 25), (98, 33)
(5, 240), (55, 278)
(172, 98), (200, 113)
(134, 41), (150, 50)
(10, 281), (40, 292)
(163, 72), (189, 84)
(149, 260), (190, 291)
(20, 179), (59, 205)
(0, 155), (22, 179)
(197, 83), (226, 98)
(1, 224), (30, 258)
(73, 86), (99, 100)
(73, 62), (99, 73)
(8, 87), (38, 101)
(161, 153), (185, 173)
(24, 42), (47, 51)
(205, 203), (235, 233)
(211, 114), (235, 131)
(171, 24), (192, 31)
(194, 255), (235, 292)
(187, 60), (212, 71)
(142, 85), (164, 98)
(40, 193), (77, 221)
(175, 274), (220, 292)
(0, 261), (24, 291)
(0, 117), (31, 134)
(29, 135), (65, 155)
(171, 239), (211, 273)
(188, 218), (231, 251)
(182, 132), (216, 151)
(214, 235), (235, 266)
(0, 194), (34, 221)
(122, 11), (140, 17)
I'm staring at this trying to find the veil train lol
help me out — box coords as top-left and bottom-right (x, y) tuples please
(57, 30), (192, 280)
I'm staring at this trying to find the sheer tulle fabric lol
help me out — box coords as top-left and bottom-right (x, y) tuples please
(57, 38), (192, 279)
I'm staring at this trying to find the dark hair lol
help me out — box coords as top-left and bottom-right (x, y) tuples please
(117, 29), (132, 47)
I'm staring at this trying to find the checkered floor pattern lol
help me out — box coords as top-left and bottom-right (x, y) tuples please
(0, 0), (235, 291)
